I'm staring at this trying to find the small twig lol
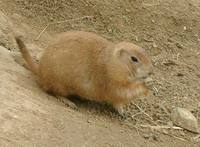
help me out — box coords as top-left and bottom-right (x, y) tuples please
(139, 124), (188, 142)
(35, 16), (93, 41)
(139, 124), (183, 130)
(130, 125), (141, 136)
(131, 112), (142, 118)
(134, 104), (153, 121)
(136, 127), (140, 135)
(153, 86), (159, 93)
(134, 104), (158, 125)
(169, 134), (187, 141)
(176, 53), (180, 61)
(193, 134), (200, 140)
(163, 59), (178, 66)
(35, 24), (50, 41)
(134, 124), (189, 142)
(158, 103), (170, 116)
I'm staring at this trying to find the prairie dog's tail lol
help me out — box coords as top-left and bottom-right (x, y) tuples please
(15, 37), (39, 75)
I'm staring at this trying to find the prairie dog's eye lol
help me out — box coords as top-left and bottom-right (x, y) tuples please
(131, 56), (138, 63)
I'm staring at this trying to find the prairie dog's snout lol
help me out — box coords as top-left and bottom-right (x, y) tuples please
(136, 62), (153, 79)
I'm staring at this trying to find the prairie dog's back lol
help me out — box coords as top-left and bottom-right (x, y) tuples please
(39, 31), (114, 97)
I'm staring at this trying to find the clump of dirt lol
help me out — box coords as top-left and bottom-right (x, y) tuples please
(1, 0), (200, 143)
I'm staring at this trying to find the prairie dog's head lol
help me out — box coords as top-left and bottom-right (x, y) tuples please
(113, 42), (153, 82)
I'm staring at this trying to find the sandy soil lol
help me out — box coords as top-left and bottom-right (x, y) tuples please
(0, 0), (199, 146)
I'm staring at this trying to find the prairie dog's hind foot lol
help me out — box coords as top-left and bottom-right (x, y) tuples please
(113, 103), (124, 116)
(57, 96), (78, 110)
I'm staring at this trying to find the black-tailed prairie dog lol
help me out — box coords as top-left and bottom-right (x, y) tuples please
(15, 31), (153, 115)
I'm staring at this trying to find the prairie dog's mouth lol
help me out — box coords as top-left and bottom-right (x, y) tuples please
(135, 76), (153, 83)
(129, 73), (153, 84)
(143, 77), (153, 83)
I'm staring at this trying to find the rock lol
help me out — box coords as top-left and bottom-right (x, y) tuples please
(171, 107), (199, 133)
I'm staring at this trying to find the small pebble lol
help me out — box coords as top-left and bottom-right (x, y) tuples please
(152, 42), (158, 48)
(177, 73), (184, 77)
(87, 119), (92, 123)
(151, 19), (155, 23)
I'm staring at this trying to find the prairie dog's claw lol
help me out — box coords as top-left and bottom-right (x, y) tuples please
(57, 96), (78, 110)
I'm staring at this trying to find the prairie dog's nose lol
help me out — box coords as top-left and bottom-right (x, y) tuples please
(142, 68), (153, 79)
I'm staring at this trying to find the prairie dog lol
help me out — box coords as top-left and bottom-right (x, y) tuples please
(15, 31), (153, 115)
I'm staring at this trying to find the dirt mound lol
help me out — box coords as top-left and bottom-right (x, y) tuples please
(0, 0), (199, 146)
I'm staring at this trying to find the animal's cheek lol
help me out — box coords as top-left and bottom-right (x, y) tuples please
(136, 68), (143, 77)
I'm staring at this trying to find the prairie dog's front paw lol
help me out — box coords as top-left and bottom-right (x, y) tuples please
(130, 82), (148, 96)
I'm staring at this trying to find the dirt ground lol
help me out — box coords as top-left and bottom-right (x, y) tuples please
(0, 0), (199, 146)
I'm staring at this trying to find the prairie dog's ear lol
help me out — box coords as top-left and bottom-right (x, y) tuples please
(114, 47), (129, 61)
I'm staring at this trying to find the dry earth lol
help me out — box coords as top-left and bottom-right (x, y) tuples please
(0, 0), (200, 146)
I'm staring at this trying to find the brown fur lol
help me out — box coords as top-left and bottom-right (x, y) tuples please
(15, 31), (153, 115)
(15, 37), (39, 75)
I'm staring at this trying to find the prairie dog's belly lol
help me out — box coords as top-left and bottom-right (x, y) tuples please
(76, 79), (95, 98)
